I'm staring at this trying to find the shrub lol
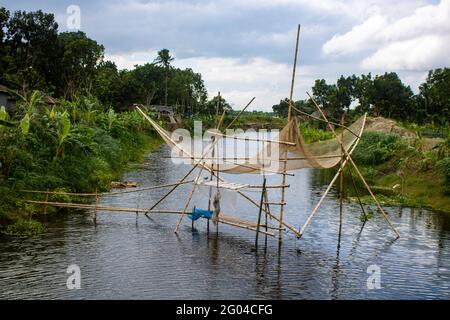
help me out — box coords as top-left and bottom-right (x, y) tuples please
(353, 132), (402, 166)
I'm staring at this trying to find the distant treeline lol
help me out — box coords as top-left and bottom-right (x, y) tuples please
(273, 70), (450, 126)
(0, 7), (229, 114)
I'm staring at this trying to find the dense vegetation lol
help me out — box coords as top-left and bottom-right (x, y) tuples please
(0, 93), (160, 235)
(350, 131), (449, 212)
(273, 70), (450, 127)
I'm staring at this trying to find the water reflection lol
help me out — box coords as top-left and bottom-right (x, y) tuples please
(0, 145), (449, 299)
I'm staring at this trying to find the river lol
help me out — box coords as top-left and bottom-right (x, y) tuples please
(0, 145), (449, 299)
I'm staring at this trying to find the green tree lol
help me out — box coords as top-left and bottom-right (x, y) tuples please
(370, 72), (414, 120)
(0, 7), (10, 84)
(153, 49), (174, 106)
(419, 68), (450, 126)
(58, 31), (104, 99)
(5, 9), (59, 92)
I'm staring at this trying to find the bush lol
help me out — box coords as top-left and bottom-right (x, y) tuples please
(437, 157), (450, 195)
(1, 219), (45, 236)
(353, 132), (402, 166)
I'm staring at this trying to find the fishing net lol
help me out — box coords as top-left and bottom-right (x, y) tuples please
(137, 107), (366, 175)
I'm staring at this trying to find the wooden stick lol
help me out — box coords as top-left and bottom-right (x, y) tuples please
(236, 187), (300, 236)
(307, 93), (400, 238)
(298, 112), (366, 238)
(174, 165), (205, 233)
(226, 97), (255, 128)
(26, 200), (187, 214)
(255, 177), (266, 247)
(298, 154), (350, 237)
(216, 217), (274, 237)
(288, 24), (301, 122)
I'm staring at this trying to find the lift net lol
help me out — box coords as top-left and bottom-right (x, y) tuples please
(140, 108), (366, 174)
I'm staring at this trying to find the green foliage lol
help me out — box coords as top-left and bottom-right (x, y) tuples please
(19, 113), (30, 135)
(437, 157), (450, 195)
(299, 122), (334, 143)
(353, 132), (402, 166)
(0, 94), (161, 230)
(1, 218), (44, 236)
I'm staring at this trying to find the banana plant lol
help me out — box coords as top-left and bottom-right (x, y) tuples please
(0, 106), (7, 127)
(11, 90), (45, 135)
(54, 111), (71, 160)
(107, 108), (117, 130)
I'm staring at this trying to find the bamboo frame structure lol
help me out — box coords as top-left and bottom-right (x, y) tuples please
(297, 93), (400, 239)
(17, 24), (400, 251)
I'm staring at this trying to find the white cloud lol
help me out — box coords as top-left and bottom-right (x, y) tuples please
(105, 50), (159, 70)
(322, 0), (450, 71)
(362, 35), (450, 71)
(322, 15), (388, 56)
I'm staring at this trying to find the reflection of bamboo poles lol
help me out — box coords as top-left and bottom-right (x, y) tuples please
(339, 114), (345, 235)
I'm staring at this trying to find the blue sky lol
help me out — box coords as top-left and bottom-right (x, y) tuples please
(2, 0), (449, 110)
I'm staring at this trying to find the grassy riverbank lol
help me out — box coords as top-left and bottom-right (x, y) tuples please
(349, 130), (450, 213)
(0, 94), (162, 235)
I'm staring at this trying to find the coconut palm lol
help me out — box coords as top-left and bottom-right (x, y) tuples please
(154, 49), (174, 106)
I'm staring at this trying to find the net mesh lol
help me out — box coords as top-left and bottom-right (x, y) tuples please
(138, 108), (366, 174)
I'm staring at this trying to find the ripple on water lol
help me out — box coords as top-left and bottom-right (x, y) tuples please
(1, 146), (450, 299)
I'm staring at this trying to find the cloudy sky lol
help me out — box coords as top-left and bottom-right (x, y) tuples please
(3, 0), (450, 110)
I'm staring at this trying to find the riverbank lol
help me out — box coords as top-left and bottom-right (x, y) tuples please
(0, 95), (163, 236)
(349, 122), (449, 213)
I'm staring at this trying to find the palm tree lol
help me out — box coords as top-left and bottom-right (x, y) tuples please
(154, 49), (174, 106)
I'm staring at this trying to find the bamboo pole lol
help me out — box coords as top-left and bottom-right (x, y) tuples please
(278, 24), (301, 242)
(226, 97), (255, 128)
(298, 112), (366, 238)
(307, 93), (400, 238)
(25, 200), (187, 214)
(19, 180), (195, 197)
(174, 165), (205, 233)
(288, 24), (301, 121)
(255, 177), (266, 248)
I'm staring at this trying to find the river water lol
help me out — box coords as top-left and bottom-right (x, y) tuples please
(0, 145), (449, 299)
